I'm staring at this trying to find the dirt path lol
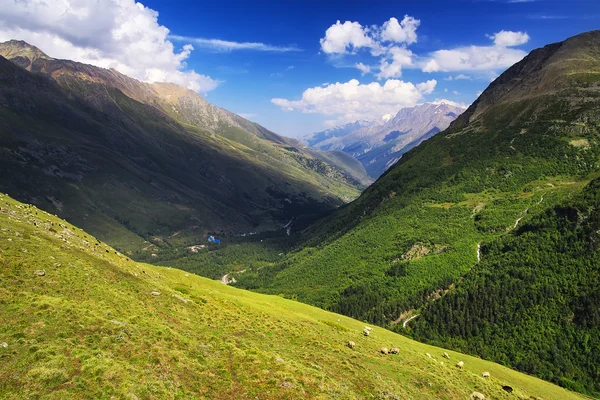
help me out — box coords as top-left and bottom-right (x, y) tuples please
(537, 195), (545, 205)
(477, 242), (481, 263)
(403, 314), (420, 328)
(513, 208), (529, 229)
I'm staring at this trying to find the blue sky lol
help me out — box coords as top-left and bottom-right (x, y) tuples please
(1, 0), (598, 137)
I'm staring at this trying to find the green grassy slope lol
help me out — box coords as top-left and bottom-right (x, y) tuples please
(0, 194), (587, 399)
(0, 44), (361, 253)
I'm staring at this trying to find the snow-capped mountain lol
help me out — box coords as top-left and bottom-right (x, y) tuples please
(305, 102), (466, 178)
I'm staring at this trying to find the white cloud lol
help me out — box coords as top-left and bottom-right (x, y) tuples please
(421, 35), (528, 73)
(489, 30), (530, 47)
(355, 62), (371, 76)
(271, 78), (437, 125)
(380, 16), (420, 44)
(319, 20), (375, 54)
(0, 0), (223, 92)
(319, 16), (420, 79)
(445, 74), (472, 81)
(286, 65), (295, 70)
(319, 19), (529, 80)
(376, 46), (415, 79)
(319, 15), (421, 56)
(169, 35), (302, 52)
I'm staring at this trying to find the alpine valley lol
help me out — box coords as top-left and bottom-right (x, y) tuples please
(0, 7), (599, 400)
(165, 30), (600, 397)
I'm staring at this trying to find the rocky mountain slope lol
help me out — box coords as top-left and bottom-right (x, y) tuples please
(305, 102), (465, 177)
(0, 193), (585, 400)
(0, 40), (364, 252)
(194, 30), (600, 395)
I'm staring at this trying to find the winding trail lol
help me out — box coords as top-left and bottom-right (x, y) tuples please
(403, 314), (420, 328)
(513, 208), (529, 229)
(537, 195), (545, 205)
(477, 242), (481, 263)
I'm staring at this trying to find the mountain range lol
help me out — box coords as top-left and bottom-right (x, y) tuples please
(304, 102), (466, 178)
(0, 40), (365, 253)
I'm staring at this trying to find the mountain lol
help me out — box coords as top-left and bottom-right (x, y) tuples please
(0, 192), (585, 400)
(188, 30), (600, 394)
(302, 119), (376, 148)
(0, 40), (364, 253)
(306, 102), (466, 178)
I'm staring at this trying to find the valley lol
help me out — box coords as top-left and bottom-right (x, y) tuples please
(0, 40), (364, 253)
(0, 193), (586, 399)
(156, 30), (600, 397)
(0, 1), (599, 397)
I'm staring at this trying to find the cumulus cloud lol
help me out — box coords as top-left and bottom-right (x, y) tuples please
(319, 20), (376, 54)
(319, 16), (421, 79)
(271, 78), (437, 125)
(380, 16), (419, 44)
(376, 46), (415, 79)
(421, 30), (529, 73)
(169, 35), (301, 52)
(0, 0), (220, 92)
(319, 15), (421, 59)
(489, 30), (530, 47)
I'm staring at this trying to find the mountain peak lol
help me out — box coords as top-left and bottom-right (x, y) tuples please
(0, 40), (52, 63)
(451, 29), (600, 130)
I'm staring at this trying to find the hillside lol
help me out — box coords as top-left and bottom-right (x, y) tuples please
(0, 193), (586, 400)
(412, 178), (600, 396)
(0, 40), (364, 253)
(306, 102), (465, 178)
(177, 30), (600, 393)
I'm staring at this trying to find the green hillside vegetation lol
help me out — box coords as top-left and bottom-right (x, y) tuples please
(411, 178), (600, 396)
(0, 194), (587, 400)
(158, 31), (600, 395)
(0, 41), (363, 254)
(206, 31), (600, 318)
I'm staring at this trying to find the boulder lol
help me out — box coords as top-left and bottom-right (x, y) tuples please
(347, 341), (356, 349)
(34, 270), (45, 276)
(150, 291), (160, 296)
(472, 392), (485, 400)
